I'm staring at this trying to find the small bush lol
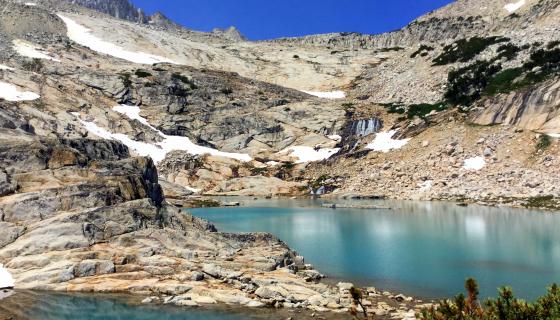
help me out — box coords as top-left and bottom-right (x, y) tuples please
(407, 102), (448, 119)
(525, 195), (557, 209)
(419, 278), (560, 320)
(22, 58), (44, 73)
(411, 44), (434, 58)
(380, 102), (406, 114)
(119, 73), (132, 87)
(378, 46), (404, 53)
(546, 40), (560, 49)
(220, 87), (233, 95)
(444, 60), (502, 106)
(496, 43), (520, 61)
(484, 67), (524, 95)
(433, 36), (509, 66)
(171, 73), (197, 89)
(536, 135), (552, 151)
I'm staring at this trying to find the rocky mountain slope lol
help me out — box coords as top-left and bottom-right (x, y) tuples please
(0, 0), (559, 317)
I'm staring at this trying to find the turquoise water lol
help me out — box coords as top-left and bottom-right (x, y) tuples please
(0, 291), (306, 320)
(191, 199), (560, 300)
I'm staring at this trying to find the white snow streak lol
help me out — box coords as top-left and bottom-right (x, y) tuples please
(0, 65), (14, 71)
(12, 39), (60, 62)
(504, 0), (526, 13)
(303, 91), (346, 99)
(0, 81), (40, 101)
(328, 134), (342, 142)
(112, 105), (156, 130)
(365, 130), (410, 153)
(73, 106), (251, 163)
(184, 186), (201, 193)
(281, 146), (340, 163)
(24, 2), (37, 6)
(0, 265), (14, 289)
(58, 15), (177, 65)
(418, 180), (433, 192)
(463, 156), (486, 171)
(548, 133), (560, 138)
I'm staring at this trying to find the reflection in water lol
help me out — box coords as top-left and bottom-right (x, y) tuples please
(192, 199), (560, 300)
(464, 215), (487, 240)
(0, 291), (315, 320)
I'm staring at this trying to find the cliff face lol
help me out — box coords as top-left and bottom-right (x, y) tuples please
(64, 0), (179, 29)
(68, 0), (146, 22)
(472, 77), (560, 133)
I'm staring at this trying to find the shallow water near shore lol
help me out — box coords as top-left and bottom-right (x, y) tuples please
(191, 198), (560, 300)
(0, 291), (340, 320)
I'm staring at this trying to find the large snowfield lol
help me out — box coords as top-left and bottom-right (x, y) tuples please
(366, 130), (411, 153)
(0, 81), (40, 101)
(73, 105), (251, 163)
(58, 15), (177, 65)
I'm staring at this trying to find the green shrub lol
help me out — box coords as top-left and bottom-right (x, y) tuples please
(546, 40), (560, 49)
(220, 87), (233, 95)
(444, 61), (502, 106)
(411, 45), (434, 58)
(378, 46), (404, 53)
(433, 36), (509, 66)
(484, 67), (524, 95)
(118, 73), (132, 87)
(496, 43), (520, 61)
(407, 102), (448, 119)
(22, 58), (44, 73)
(525, 195), (557, 209)
(380, 102), (406, 114)
(171, 73), (197, 89)
(419, 279), (560, 320)
(536, 135), (552, 151)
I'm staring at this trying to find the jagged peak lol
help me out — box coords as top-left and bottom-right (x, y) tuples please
(212, 26), (246, 41)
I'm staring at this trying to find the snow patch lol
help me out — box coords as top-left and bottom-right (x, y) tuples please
(365, 130), (410, 153)
(184, 186), (201, 193)
(12, 39), (60, 62)
(266, 161), (281, 167)
(58, 15), (177, 65)
(281, 146), (340, 163)
(463, 156), (486, 171)
(548, 133), (560, 138)
(0, 65), (14, 71)
(0, 81), (40, 101)
(303, 90), (346, 99)
(418, 180), (433, 192)
(328, 134), (342, 142)
(73, 106), (251, 164)
(24, 2), (37, 6)
(0, 265), (14, 289)
(504, 0), (526, 13)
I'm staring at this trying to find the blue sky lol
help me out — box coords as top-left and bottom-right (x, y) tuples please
(130, 0), (454, 40)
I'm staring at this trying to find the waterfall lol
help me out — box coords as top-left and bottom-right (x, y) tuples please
(350, 118), (383, 137)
